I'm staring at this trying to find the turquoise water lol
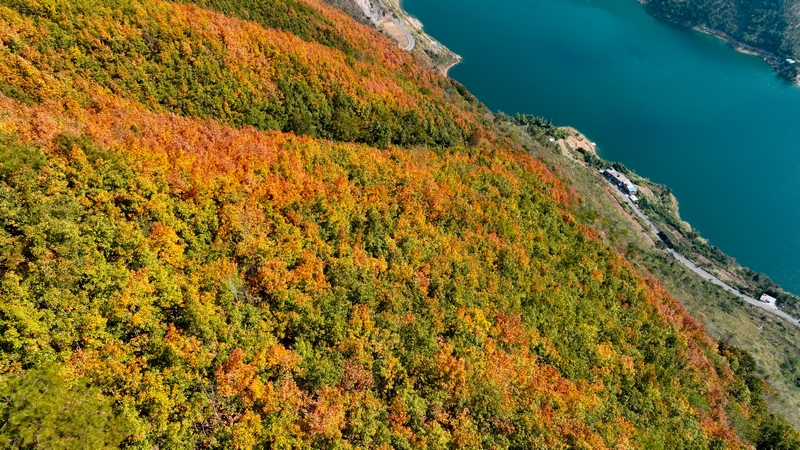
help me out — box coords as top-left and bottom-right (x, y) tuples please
(403, 0), (800, 294)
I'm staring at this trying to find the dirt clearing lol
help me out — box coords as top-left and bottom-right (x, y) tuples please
(380, 18), (409, 49)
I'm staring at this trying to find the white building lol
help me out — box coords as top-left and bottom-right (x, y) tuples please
(600, 169), (638, 196)
(759, 293), (777, 305)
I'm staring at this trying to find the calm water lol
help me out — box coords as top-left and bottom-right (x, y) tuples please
(403, 0), (800, 294)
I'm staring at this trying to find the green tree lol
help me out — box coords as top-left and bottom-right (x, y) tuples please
(755, 414), (800, 450)
(0, 365), (129, 449)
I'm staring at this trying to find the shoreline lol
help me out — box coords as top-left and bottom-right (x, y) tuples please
(390, 0), (795, 80)
(388, 0), (798, 304)
(392, 0), (462, 75)
(556, 126), (800, 320)
(441, 54), (463, 76)
(636, 1), (800, 84)
(691, 25), (794, 80)
(557, 127), (598, 156)
(357, 0), (462, 76)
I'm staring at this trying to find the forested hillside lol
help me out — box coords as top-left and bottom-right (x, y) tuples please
(639, 0), (800, 80)
(0, 0), (798, 448)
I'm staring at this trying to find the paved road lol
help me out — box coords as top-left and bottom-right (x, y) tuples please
(556, 144), (800, 328)
(609, 183), (800, 329)
(392, 16), (415, 51)
(377, 0), (416, 51)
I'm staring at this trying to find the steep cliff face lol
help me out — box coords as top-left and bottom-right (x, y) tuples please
(640, 0), (800, 80)
(0, 0), (797, 448)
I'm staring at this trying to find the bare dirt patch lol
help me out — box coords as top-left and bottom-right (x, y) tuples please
(560, 127), (597, 155)
(380, 18), (409, 49)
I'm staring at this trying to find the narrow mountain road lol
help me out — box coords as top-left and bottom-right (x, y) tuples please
(377, 0), (415, 51)
(392, 16), (415, 51)
(610, 185), (800, 329)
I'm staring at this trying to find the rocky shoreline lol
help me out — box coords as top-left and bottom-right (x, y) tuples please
(343, 0), (462, 75)
(636, 1), (800, 84)
(691, 25), (799, 83)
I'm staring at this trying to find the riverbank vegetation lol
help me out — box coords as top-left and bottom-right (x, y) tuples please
(511, 113), (569, 140)
(640, 0), (800, 81)
(561, 137), (800, 319)
(624, 172), (800, 319)
(0, 0), (799, 447)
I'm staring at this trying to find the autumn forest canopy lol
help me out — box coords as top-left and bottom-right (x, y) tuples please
(0, 0), (798, 448)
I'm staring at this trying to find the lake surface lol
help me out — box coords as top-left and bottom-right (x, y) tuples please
(403, 0), (800, 294)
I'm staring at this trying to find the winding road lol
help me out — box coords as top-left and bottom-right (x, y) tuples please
(377, 0), (415, 51)
(611, 182), (800, 329)
(391, 16), (415, 51)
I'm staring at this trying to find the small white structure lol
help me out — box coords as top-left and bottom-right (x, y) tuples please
(759, 293), (777, 305)
(787, 58), (797, 64)
(548, 137), (556, 142)
(629, 195), (638, 202)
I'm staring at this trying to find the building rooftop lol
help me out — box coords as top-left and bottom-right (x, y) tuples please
(760, 293), (777, 304)
(603, 168), (638, 193)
